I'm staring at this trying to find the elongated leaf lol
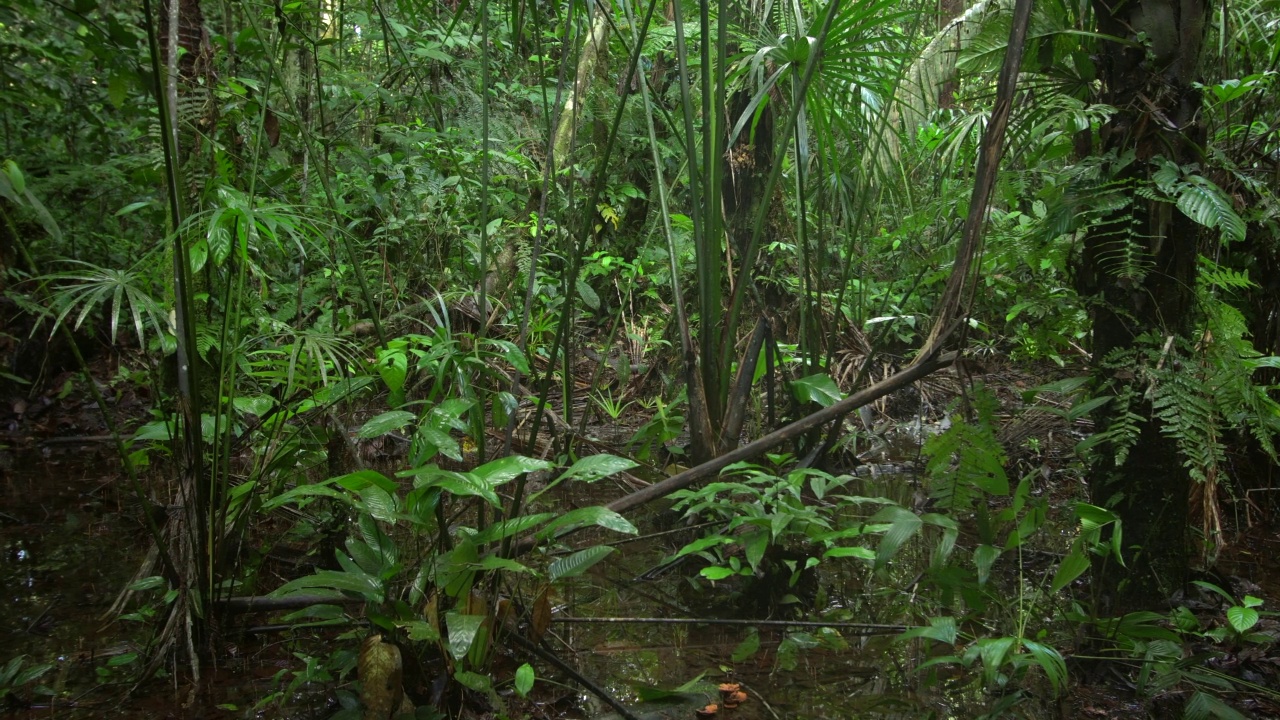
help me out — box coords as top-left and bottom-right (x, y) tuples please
(823, 545), (875, 560)
(537, 506), (638, 538)
(1022, 639), (1067, 694)
(1050, 541), (1091, 592)
(473, 513), (556, 544)
(471, 455), (552, 486)
(549, 545), (615, 580)
(555, 454), (638, 483)
(273, 569), (382, 601)
(359, 410), (416, 438)
(336, 470), (397, 493)
(870, 505), (922, 568)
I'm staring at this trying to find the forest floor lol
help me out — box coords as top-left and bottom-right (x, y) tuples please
(2, 352), (1279, 719)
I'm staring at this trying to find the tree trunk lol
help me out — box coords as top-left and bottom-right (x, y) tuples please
(1079, 0), (1209, 614)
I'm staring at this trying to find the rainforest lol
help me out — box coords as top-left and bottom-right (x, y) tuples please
(1, 0), (1279, 717)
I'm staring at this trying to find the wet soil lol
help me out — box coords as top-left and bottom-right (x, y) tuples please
(3, 360), (1279, 719)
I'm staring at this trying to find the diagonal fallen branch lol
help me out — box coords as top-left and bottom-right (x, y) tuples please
(506, 351), (956, 557)
(603, 351), (957, 516)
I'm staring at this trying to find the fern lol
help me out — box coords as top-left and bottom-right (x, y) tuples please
(1151, 359), (1223, 484)
(924, 386), (1010, 511)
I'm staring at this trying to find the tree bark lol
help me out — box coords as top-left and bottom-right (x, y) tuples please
(1079, 0), (1209, 614)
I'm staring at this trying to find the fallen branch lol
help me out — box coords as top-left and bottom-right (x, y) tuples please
(605, 351), (957, 516)
(554, 616), (906, 634)
(217, 594), (362, 613)
(507, 351), (956, 556)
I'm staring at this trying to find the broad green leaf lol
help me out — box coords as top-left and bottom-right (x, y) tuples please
(472, 513), (556, 544)
(262, 481), (347, 510)
(514, 664), (535, 697)
(454, 669), (492, 692)
(576, 279), (600, 310)
(471, 455), (552, 486)
(822, 546), (875, 561)
(358, 485), (400, 524)
(672, 534), (733, 560)
(555, 454), (638, 483)
(445, 613), (485, 660)
(1184, 691), (1250, 720)
(335, 470), (397, 494)
(359, 410), (416, 438)
(376, 346), (408, 395)
(1226, 605), (1259, 634)
(272, 569), (382, 601)
(472, 556), (534, 574)
(549, 546), (614, 580)
(537, 506), (638, 538)
(790, 373), (843, 406)
(976, 637), (1016, 686)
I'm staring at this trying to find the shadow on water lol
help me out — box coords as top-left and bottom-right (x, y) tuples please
(1, 443), (143, 714)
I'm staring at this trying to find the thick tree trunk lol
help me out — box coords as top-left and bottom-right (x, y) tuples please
(1079, 0), (1209, 614)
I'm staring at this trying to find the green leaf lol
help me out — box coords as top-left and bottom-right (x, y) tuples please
(335, 470), (397, 494)
(973, 544), (1000, 586)
(555, 454), (638, 483)
(790, 373), (843, 406)
(514, 663), (535, 697)
(700, 566), (738, 580)
(358, 485), (400, 524)
(549, 546), (614, 580)
(537, 506), (638, 538)
(398, 620), (440, 642)
(672, 534), (733, 560)
(897, 616), (957, 644)
(976, 636), (1016, 686)
(1022, 640), (1067, 694)
(1226, 605), (1259, 634)
(1050, 541), (1091, 592)
(869, 505), (922, 569)
(1177, 175), (1246, 244)
(273, 569), (382, 601)
(731, 628), (760, 662)
(471, 455), (552, 487)
(376, 347), (409, 396)
(822, 546), (875, 561)
(359, 410), (417, 438)
(472, 513), (556, 544)
(576, 279), (600, 310)
(454, 669), (492, 692)
(1184, 691), (1249, 720)
(445, 613), (485, 660)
